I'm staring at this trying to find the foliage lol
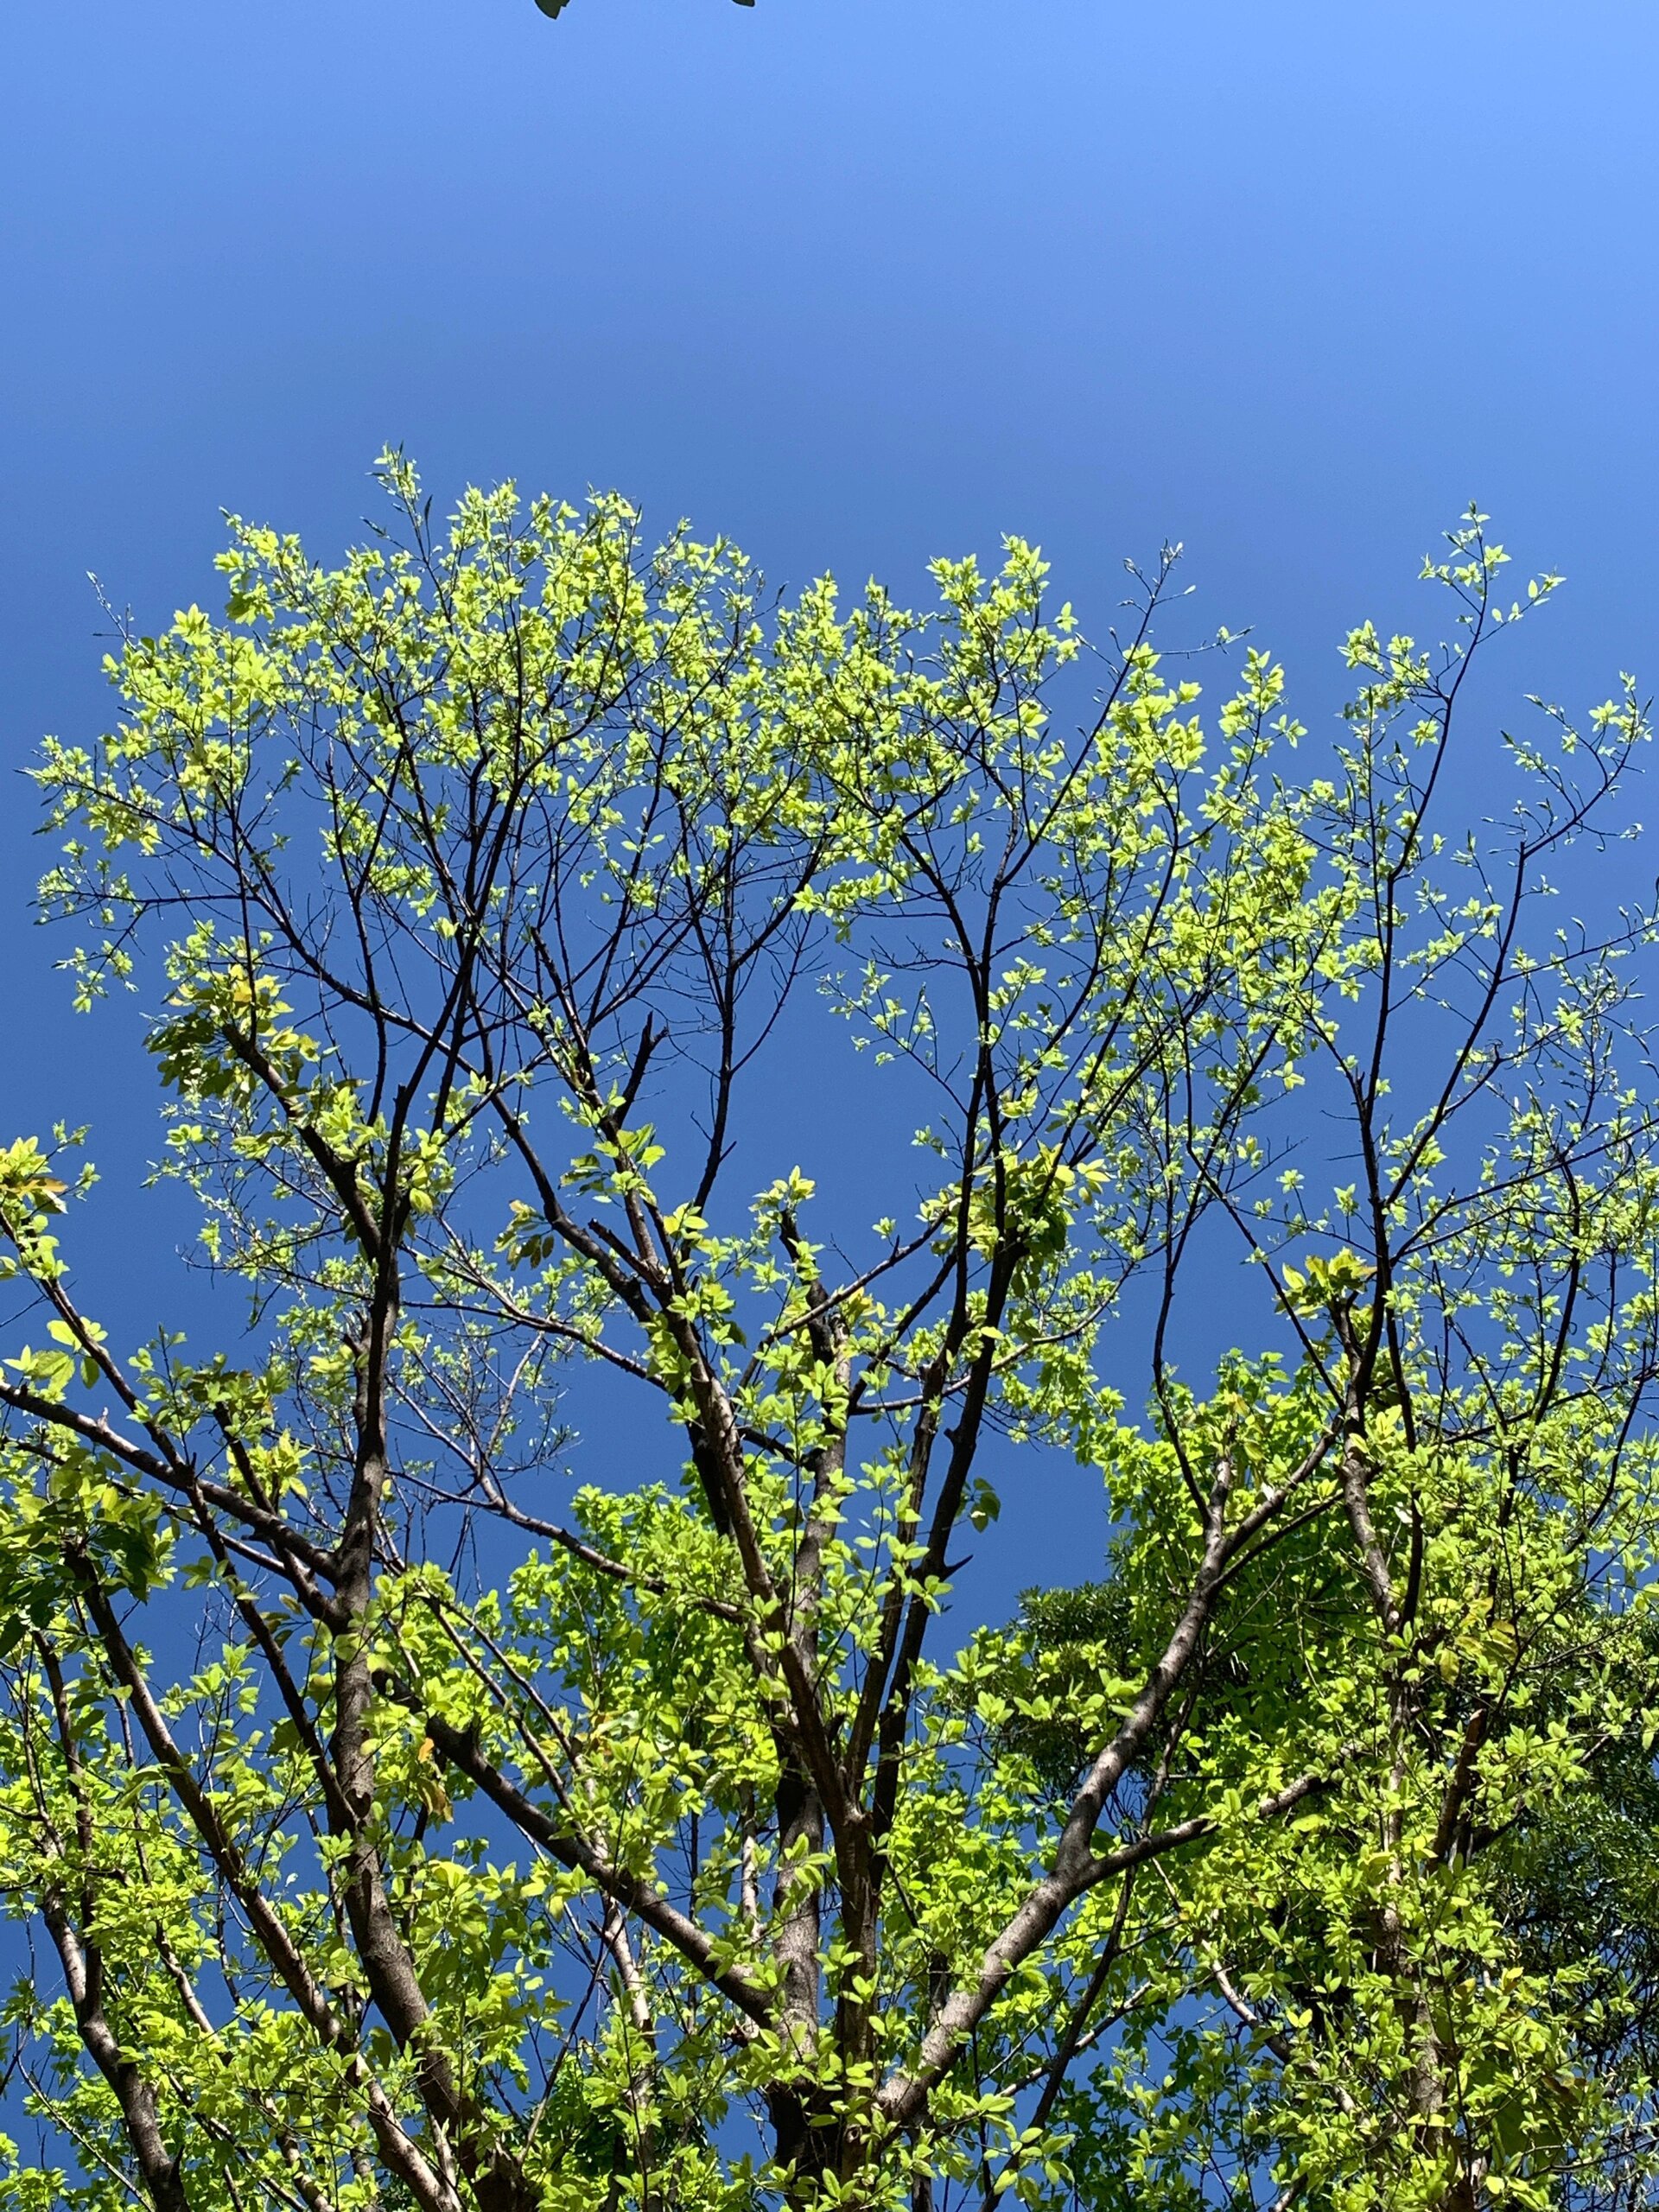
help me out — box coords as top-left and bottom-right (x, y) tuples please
(0, 457), (1656, 2209)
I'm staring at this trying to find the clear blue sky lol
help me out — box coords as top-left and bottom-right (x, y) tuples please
(7, 3), (1656, 757)
(2, 0), (1656, 1578)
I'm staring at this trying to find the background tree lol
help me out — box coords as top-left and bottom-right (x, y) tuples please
(0, 459), (1655, 2211)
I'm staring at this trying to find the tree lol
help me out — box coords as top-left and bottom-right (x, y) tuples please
(0, 456), (1656, 2211)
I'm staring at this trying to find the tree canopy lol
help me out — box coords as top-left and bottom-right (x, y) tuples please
(0, 458), (1656, 2212)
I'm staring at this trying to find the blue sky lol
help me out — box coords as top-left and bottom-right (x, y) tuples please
(7, 3), (1656, 755)
(2, 0), (1656, 1587)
